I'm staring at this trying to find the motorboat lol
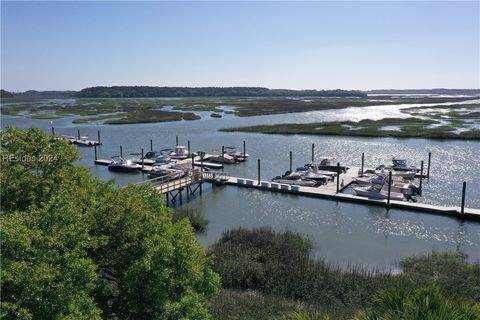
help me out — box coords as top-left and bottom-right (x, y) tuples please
(304, 163), (337, 180)
(147, 166), (185, 180)
(376, 158), (420, 172)
(224, 147), (249, 161)
(144, 149), (173, 164)
(208, 153), (236, 164)
(108, 157), (142, 173)
(61, 134), (77, 144)
(308, 158), (347, 173)
(169, 146), (189, 160)
(355, 173), (420, 195)
(353, 185), (405, 201)
(129, 153), (156, 166)
(75, 136), (101, 147)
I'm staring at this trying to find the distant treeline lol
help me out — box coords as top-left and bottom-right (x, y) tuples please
(76, 86), (367, 98)
(367, 88), (480, 95)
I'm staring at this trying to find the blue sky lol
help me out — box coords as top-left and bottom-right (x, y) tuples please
(1, 1), (479, 91)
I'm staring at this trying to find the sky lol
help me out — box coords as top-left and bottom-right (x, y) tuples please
(1, 1), (479, 91)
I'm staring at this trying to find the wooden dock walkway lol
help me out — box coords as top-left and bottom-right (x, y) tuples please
(202, 168), (480, 221)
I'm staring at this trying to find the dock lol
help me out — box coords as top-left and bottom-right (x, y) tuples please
(201, 168), (480, 221)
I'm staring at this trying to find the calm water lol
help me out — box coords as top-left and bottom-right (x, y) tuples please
(2, 99), (479, 268)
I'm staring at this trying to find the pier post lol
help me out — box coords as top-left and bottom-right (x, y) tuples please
(141, 148), (144, 168)
(188, 140), (191, 155)
(97, 130), (101, 143)
(387, 171), (392, 205)
(94, 144), (97, 160)
(289, 151), (292, 173)
(336, 162), (340, 193)
(51, 127), (55, 137)
(77, 129), (80, 139)
(419, 160), (424, 192)
(150, 139), (153, 152)
(222, 146), (225, 164)
(120, 145), (123, 158)
(361, 152), (364, 176)
(258, 159), (261, 185)
(176, 135), (179, 146)
(427, 152), (431, 178)
(191, 154), (195, 169)
(461, 182), (466, 214)
(243, 140), (246, 157)
(311, 143), (315, 162)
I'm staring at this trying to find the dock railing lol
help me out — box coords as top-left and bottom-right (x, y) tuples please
(201, 171), (231, 182)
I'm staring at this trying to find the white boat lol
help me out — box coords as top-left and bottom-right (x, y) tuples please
(375, 169), (416, 179)
(75, 136), (101, 147)
(376, 158), (420, 173)
(353, 185), (404, 201)
(61, 134), (77, 144)
(208, 153), (236, 164)
(129, 153), (156, 166)
(224, 147), (249, 161)
(308, 158), (347, 173)
(169, 146), (189, 160)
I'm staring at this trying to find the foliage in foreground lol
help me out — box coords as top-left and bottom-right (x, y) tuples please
(209, 228), (480, 319)
(173, 208), (209, 233)
(0, 127), (220, 320)
(354, 285), (480, 320)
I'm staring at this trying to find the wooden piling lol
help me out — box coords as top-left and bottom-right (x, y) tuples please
(289, 151), (292, 173)
(222, 146), (225, 164)
(427, 152), (431, 178)
(361, 152), (364, 175)
(258, 159), (261, 185)
(120, 145), (123, 158)
(191, 154), (195, 169)
(77, 129), (80, 139)
(461, 182), (466, 214)
(141, 148), (144, 168)
(51, 127), (55, 137)
(243, 140), (246, 157)
(94, 144), (97, 160)
(419, 160), (424, 191)
(387, 171), (392, 205)
(176, 135), (179, 146)
(97, 130), (101, 143)
(336, 162), (340, 193)
(311, 143), (315, 162)
(187, 140), (191, 155)
(150, 139), (153, 152)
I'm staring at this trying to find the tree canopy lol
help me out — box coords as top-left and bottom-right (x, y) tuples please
(76, 86), (366, 98)
(0, 127), (220, 319)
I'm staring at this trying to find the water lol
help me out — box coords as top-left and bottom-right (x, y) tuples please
(2, 98), (479, 268)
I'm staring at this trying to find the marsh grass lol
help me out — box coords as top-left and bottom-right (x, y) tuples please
(209, 228), (480, 320)
(172, 208), (208, 233)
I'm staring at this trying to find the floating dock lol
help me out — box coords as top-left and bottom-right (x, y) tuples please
(202, 168), (480, 221)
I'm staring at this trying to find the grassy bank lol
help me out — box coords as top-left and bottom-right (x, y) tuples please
(221, 103), (480, 140)
(208, 228), (480, 320)
(1, 96), (476, 124)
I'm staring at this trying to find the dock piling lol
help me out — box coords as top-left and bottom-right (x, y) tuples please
(427, 152), (431, 178)
(419, 160), (424, 192)
(311, 143), (315, 162)
(222, 146), (225, 164)
(150, 139), (153, 152)
(258, 159), (261, 185)
(51, 127), (55, 137)
(120, 145), (123, 158)
(289, 151), (292, 173)
(176, 135), (179, 146)
(243, 140), (246, 157)
(361, 152), (364, 175)
(97, 130), (101, 143)
(77, 129), (80, 139)
(461, 182), (466, 214)
(188, 140), (191, 155)
(94, 144), (97, 160)
(191, 154), (195, 169)
(336, 163), (340, 193)
(141, 148), (144, 168)
(387, 171), (392, 205)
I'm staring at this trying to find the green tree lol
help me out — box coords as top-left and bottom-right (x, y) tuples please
(1, 127), (220, 319)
